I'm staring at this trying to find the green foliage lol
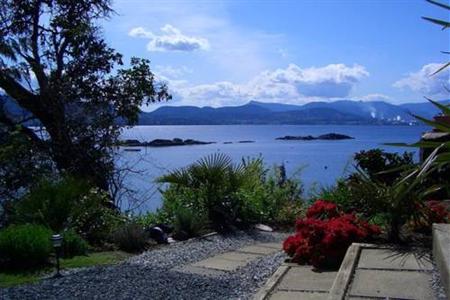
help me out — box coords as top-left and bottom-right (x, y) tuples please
(0, 0), (171, 192)
(112, 223), (148, 253)
(0, 251), (131, 288)
(353, 149), (414, 185)
(311, 180), (355, 213)
(273, 201), (304, 227)
(70, 188), (125, 244)
(350, 149), (442, 241)
(172, 207), (207, 240)
(61, 229), (88, 259)
(157, 154), (303, 232)
(134, 210), (171, 228)
(0, 224), (52, 269)
(0, 128), (53, 207)
(13, 177), (90, 232)
(12, 177), (123, 245)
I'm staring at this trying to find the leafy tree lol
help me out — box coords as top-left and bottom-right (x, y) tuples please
(0, 0), (171, 193)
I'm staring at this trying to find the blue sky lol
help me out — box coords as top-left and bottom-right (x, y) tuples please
(104, 0), (450, 110)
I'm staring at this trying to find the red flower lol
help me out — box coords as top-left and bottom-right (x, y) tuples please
(306, 200), (339, 219)
(283, 199), (381, 268)
(426, 201), (450, 224)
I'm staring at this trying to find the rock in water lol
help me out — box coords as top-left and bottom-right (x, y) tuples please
(316, 133), (354, 140)
(276, 133), (354, 141)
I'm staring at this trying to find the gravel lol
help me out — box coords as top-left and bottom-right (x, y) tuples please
(431, 262), (448, 300)
(0, 231), (288, 300)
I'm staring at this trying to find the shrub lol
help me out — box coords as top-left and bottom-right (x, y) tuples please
(71, 188), (125, 244)
(172, 207), (207, 240)
(157, 155), (303, 231)
(134, 210), (171, 228)
(13, 177), (89, 232)
(61, 229), (88, 258)
(311, 180), (356, 213)
(273, 201), (304, 227)
(0, 224), (52, 268)
(12, 177), (123, 245)
(411, 200), (450, 233)
(112, 223), (148, 253)
(426, 201), (450, 224)
(283, 200), (380, 268)
(305, 200), (339, 219)
(353, 149), (414, 185)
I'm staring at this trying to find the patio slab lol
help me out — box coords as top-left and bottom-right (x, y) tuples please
(357, 248), (433, 271)
(348, 269), (433, 299)
(268, 290), (328, 300)
(238, 245), (280, 255)
(257, 242), (282, 250)
(191, 257), (246, 271)
(277, 266), (337, 292)
(217, 251), (261, 262)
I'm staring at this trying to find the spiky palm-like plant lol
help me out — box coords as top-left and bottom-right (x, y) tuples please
(157, 153), (249, 232)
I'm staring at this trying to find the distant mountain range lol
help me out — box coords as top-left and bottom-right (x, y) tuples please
(139, 100), (448, 125)
(1, 95), (447, 126)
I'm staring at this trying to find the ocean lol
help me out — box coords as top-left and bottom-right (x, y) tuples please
(116, 125), (428, 213)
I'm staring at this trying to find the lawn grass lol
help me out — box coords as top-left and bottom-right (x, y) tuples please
(0, 251), (132, 288)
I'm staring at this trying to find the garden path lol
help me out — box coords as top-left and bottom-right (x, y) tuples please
(174, 242), (282, 276)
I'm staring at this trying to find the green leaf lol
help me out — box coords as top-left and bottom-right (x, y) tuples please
(424, 97), (450, 115)
(413, 114), (450, 131)
(422, 16), (450, 28)
(429, 62), (450, 75)
(426, 0), (450, 10)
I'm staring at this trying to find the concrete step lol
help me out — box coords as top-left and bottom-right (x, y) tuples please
(433, 223), (450, 299)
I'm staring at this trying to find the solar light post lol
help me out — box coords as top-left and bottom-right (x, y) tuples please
(51, 234), (63, 278)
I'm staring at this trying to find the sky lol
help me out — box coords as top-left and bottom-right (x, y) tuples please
(103, 0), (450, 110)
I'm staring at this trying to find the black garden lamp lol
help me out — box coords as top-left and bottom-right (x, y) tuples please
(51, 234), (63, 278)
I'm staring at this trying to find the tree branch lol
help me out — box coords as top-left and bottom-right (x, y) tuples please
(0, 108), (44, 147)
(29, 0), (48, 91)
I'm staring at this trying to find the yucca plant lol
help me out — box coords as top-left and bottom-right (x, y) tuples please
(355, 146), (442, 242)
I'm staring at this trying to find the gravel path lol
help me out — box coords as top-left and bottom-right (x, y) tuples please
(0, 231), (287, 300)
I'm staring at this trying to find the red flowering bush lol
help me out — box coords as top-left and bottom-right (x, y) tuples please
(426, 201), (450, 224)
(412, 200), (450, 232)
(305, 199), (339, 219)
(283, 200), (381, 268)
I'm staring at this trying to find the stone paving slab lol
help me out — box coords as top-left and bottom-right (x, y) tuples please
(277, 266), (337, 292)
(172, 265), (228, 277)
(218, 251), (261, 262)
(191, 257), (246, 271)
(257, 242), (282, 250)
(349, 269), (433, 299)
(357, 248), (433, 271)
(238, 245), (280, 255)
(188, 242), (282, 273)
(268, 290), (328, 300)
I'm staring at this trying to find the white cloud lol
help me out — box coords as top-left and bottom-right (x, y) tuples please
(129, 24), (210, 52)
(154, 65), (193, 79)
(250, 64), (369, 98)
(393, 63), (450, 96)
(360, 93), (392, 101)
(166, 63), (369, 107)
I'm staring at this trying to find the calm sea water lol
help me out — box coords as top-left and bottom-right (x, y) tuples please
(116, 125), (428, 213)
